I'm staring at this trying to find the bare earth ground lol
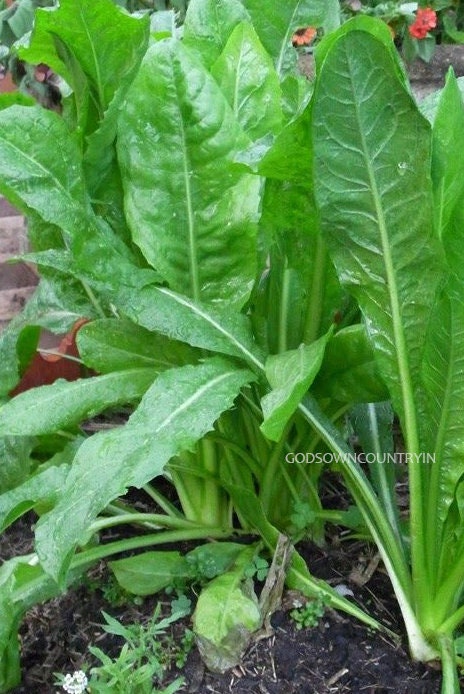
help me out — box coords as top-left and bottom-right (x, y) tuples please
(0, 518), (447, 694)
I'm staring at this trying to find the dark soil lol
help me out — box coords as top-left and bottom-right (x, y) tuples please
(0, 517), (449, 694)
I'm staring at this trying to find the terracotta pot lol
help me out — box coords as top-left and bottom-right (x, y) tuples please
(9, 319), (91, 396)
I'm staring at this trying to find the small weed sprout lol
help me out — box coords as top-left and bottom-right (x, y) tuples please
(290, 595), (326, 630)
(243, 555), (269, 581)
(55, 601), (192, 694)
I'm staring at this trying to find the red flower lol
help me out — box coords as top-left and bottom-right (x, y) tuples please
(409, 7), (437, 40)
(292, 27), (317, 47)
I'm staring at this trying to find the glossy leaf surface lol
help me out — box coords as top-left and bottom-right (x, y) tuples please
(211, 22), (282, 140)
(118, 39), (259, 309)
(17, 0), (149, 196)
(183, 0), (250, 67)
(430, 70), (464, 237)
(261, 334), (329, 442)
(35, 358), (253, 583)
(312, 29), (443, 445)
(0, 369), (157, 435)
(0, 104), (141, 295)
(118, 285), (265, 371)
(422, 200), (464, 586)
(0, 437), (35, 494)
(0, 106), (88, 234)
(19, 0), (148, 113)
(76, 318), (199, 373)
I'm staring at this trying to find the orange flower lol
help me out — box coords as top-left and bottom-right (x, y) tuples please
(292, 27), (317, 47)
(409, 7), (437, 40)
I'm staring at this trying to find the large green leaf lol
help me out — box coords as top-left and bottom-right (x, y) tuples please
(430, 70), (464, 238)
(311, 24), (447, 634)
(76, 318), (199, 373)
(35, 358), (254, 583)
(315, 15), (408, 87)
(211, 22), (282, 140)
(422, 199), (464, 588)
(183, 0), (250, 67)
(261, 333), (330, 442)
(117, 284), (265, 372)
(312, 29), (443, 450)
(0, 106), (138, 296)
(23, 254), (264, 373)
(19, 0), (149, 114)
(0, 369), (157, 436)
(0, 105), (88, 233)
(19, 0), (151, 198)
(422, 290), (464, 527)
(111, 551), (191, 596)
(241, 0), (340, 78)
(110, 542), (246, 595)
(118, 39), (260, 309)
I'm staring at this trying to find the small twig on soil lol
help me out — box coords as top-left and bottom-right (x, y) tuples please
(326, 667), (349, 687)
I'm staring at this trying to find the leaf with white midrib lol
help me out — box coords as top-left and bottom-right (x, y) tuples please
(312, 30), (443, 449)
(311, 27), (447, 619)
(119, 284), (265, 371)
(117, 39), (260, 309)
(35, 358), (254, 583)
(0, 369), (157, 436)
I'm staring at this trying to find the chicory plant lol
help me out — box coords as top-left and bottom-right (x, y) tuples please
(0, 0), (462, 692)
(309, 16), (464, 694)
(0, 0), (384, 689)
